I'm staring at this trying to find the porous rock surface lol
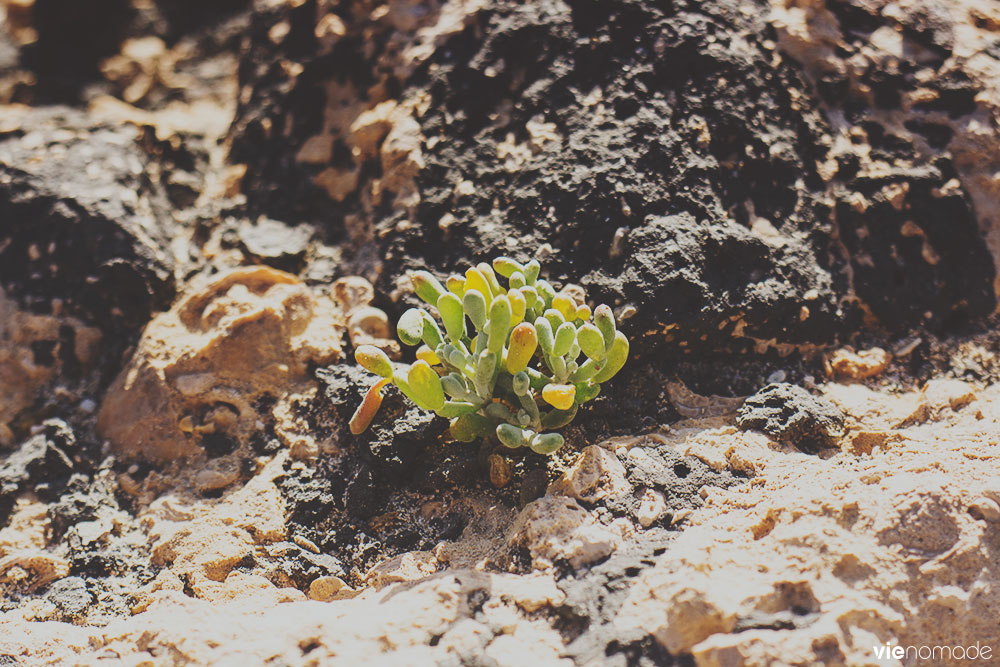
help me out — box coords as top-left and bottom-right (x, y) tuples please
(97, 265), (344, 462)
(4, 0), (1000, 665)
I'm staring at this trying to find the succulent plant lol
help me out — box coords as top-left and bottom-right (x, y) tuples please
(350, 257), (629, 454)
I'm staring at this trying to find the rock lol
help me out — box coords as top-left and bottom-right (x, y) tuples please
(969, 498), (1000, 523)
(46, 576), (93, 618)
(548, 445), (631, 504)
(737, 383), (846, 452)
(488, 454), (512, 488)
(228, 0), (852, 356)
(0, 288), (102, 446)
(0, 106), (175, 329)
(237, 217), (312, 272)
(824, 347), (892, 381)
(309, 575), (356, 602)
(97, 266), (344, 462)
(507, 496), (622, 570)
(770, 0), (1000, 309)
(636, 489), (667, 529)
(0, 420), (75, 522)
(364, 551), (438, 590)
(615, 389), (1000, 664)
(920, 379), (976, 415)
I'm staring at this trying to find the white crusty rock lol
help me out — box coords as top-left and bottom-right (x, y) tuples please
(507, 496), (623, 570)
(547, 444), (632, 504)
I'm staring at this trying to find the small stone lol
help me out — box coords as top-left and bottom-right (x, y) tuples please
(548, 445), (631, 503)
(636, 488), (667, 528)
(46, 577), (92, 618)
(847, 430), (901, 456)
(921, 379), (976, 415)
(489, 454), (511, 488)
(736, 383), (845, 452)
(825, 347), (891, 381)
(308, 575), (356, 601)
(507, 496), (621, 570)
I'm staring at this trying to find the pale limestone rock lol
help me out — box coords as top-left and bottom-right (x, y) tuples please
(492, 573), (565, 612)
(98, 266), (344, 462)
(365, 551), (439, 590)
(507, 496), (621, 570)
(547, 444), (631, 503)
(920, 379), (977, 416)
(636, 488), (667, 528)
(614, 383), (1000, 665)
(824, 346), (891, 381)
(309, 576), (358, 601)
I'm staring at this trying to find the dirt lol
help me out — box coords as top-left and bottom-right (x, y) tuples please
(2, 0), (1000, 665)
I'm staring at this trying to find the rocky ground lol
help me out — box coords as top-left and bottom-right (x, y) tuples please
(1, 0), (1000, 665)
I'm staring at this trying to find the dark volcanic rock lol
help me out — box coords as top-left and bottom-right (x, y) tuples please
(20, 0), (135, 101)
(0, 107), (176, 331)
(229, 0), (849, 356)
(228, 0), (997, 359)
(0, 419), (76, 524)
(737, 382), (845, 452)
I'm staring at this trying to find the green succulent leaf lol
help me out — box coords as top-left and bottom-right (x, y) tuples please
(552, 322), (576, 357)
(487, 295), (513, 355)
(574, 382), (601, 404)
(397, 308), (426, 347)
(420, 311), (444, 349)
(450, 413), (495, 442)
(508, 288), (526, 325)
(464, 268), (493, 303)
(523, 260), (541, 285)
(393, 369), (431, 410)
(473, 351), (497, 398)
(592, 330), (629, 383)
(478, 262), (504, 297)
(520, 286), (538, 311)
(544, 308), (565, 330)
(536, 280), (556, 308)
(594, 304), (616, 349)
(529, 432), (564, 455)
(535, 317), (554, 356)
(485, 401), (516, 423)
(540, 403), (578, 429)
(412, 271), (446, 307)
(446, 275), (465, 295)
(577, 324), (606, 361)
(438, 401), (480, 418)
(506, 323), (537, 374)
(570, 358), (598, 383)
(463, 289), (488, 331)
(442, 373), (470, 400)
(437, 292), (466, 340)
(497, 424), (533, 449)
(511, 371), (531, 396)
(355, 345), (393, 378)
(492, 256), (523, 278)
(408, 360), (445, 411)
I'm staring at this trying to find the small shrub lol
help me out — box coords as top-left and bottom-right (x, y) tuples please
(350, 257), (628, 454)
